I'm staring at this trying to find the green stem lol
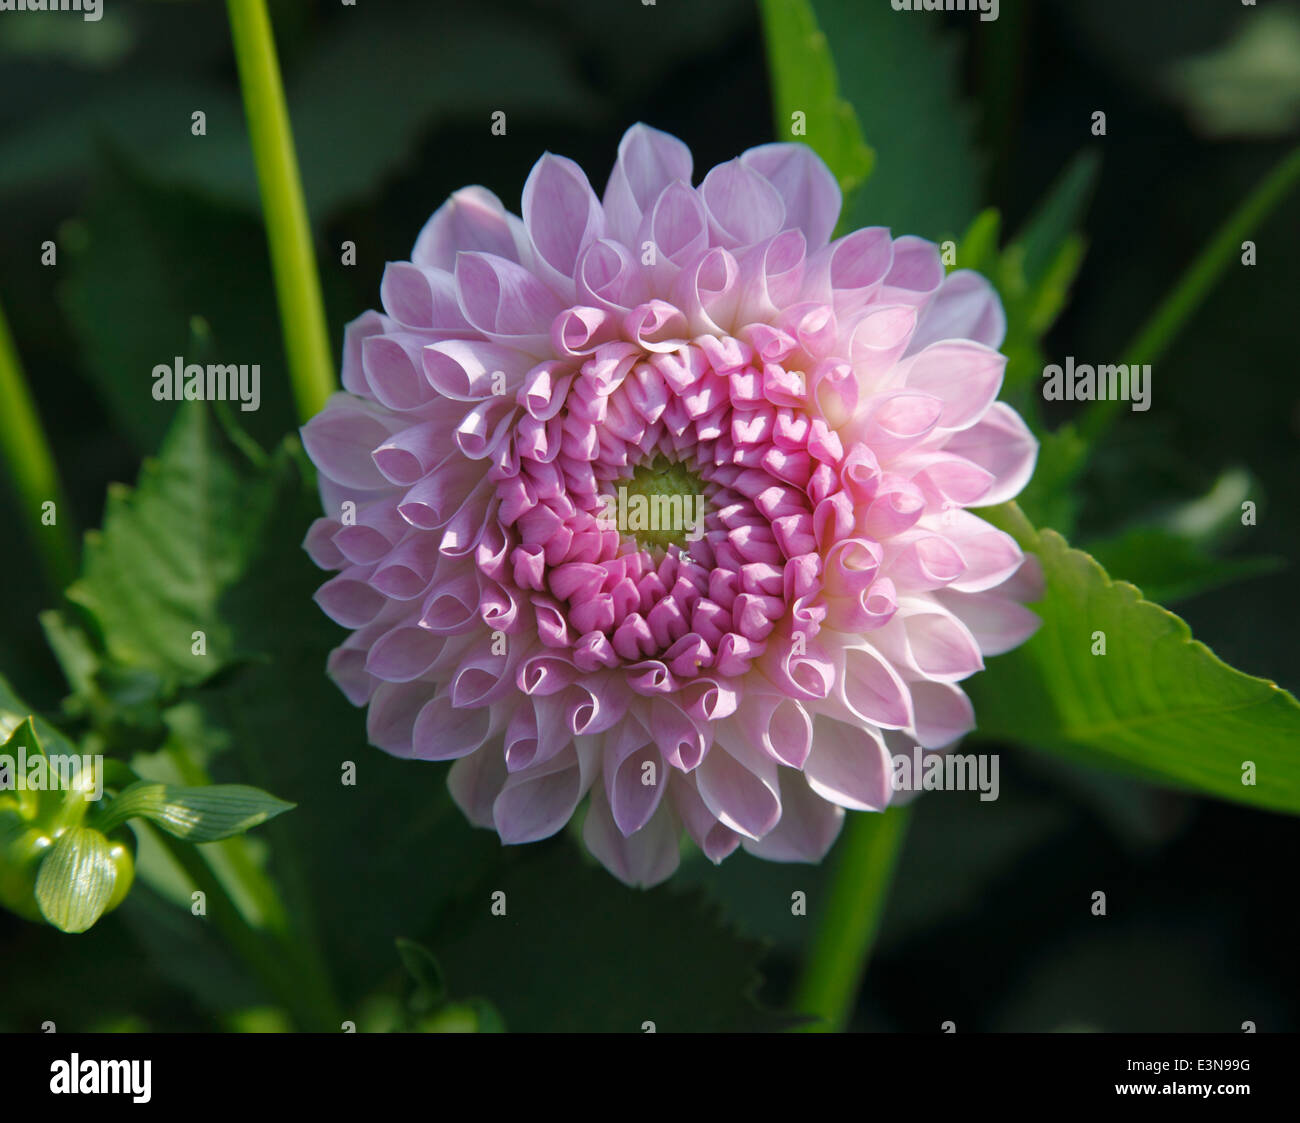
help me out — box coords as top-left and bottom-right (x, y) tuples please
(226, 0), (335, 422)
(0, 299), (77, 592)
(792, 805), (910, 1032)
(1081, 144), (1300, 441)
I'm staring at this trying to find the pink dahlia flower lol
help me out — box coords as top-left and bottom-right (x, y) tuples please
(302, 124), (1041, 887)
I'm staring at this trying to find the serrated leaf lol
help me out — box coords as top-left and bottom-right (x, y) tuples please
(34, 826), (118, 934)
(968, 502), (1300, 814)
(430, 843), (778, 1032)
(759, 0), (875, 204)
(97, 781), (294, 842)
(66, 402), (284, 688)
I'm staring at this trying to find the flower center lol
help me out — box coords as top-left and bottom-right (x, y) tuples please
(608, 456), (707, 555)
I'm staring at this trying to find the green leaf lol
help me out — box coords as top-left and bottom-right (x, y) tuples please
(95, 781), (294, 842)
(395, 938), (447, 1010)
(66, 402), (285, 688)
(34, 826), (119, 934)
(812, 0), (978, 239)
(758, 0), (875, 204)
(968, 503), (1300, 814)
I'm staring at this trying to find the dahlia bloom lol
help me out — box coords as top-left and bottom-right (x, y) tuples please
(301, 124), (1041, 887)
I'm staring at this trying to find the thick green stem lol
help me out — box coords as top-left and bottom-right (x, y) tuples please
(0, 299), (77, 592)
(1081, 144), (1300, 441)
(226, 0), (335, 422)
(792, 805), (910, 1032)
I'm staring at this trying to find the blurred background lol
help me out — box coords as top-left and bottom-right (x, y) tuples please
(0, 0), (1296, 1031)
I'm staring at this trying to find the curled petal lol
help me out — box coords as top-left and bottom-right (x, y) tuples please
(380, 263), (471, 334)
(447, 741), (510, 828)
(697, 726), (782, 840)
(878, 235), (945, 305)
(604, 724), (667, 837)
(412, 692), (496, 760)
(301, 395), (400, 491)
(804, 716), (893, 811)
(671, 774), (742, 863)
(522, 152), (605, 287)
(907, 680), (976, 749)
(831, 642), (913, 729)
(455, 251), (564, 351)
(902, 341), (1006, 432)
(735, 693), (813, 769)
(939, 402), (1038, 506)
(740, 142), (841, 250)
(741, 769), (845, 862)
(907, 268), (1007, 353)
(584, 783), (680, 888)
(366, 680), (431, 757)
(413, 185), (528, 270)
(365, 623), (446, 682)
(874, 601), (985, 682)
(602, 123), (694, 247)
(700, 158), (785, 248)
(493, 742), (594, 844)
